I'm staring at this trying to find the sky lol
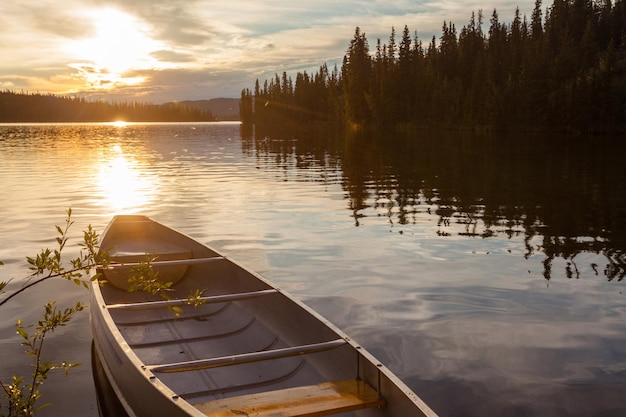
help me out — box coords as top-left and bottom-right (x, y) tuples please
(0, 1), (533, 103)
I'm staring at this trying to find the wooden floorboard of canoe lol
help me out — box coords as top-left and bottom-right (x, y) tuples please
(195, 379), (385, 417)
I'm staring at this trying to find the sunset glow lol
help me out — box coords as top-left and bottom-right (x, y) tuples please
(66, 8), (163, 89)
(0, 1), (533, 102)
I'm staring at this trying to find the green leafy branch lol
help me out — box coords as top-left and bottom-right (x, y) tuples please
(125, 253), (172, 296)
(0, 301), (84, 417)
(0, 208), (109, 308)
(0, 209), (205, 415)
(125, 255), (207, 316)
(0, 209), (108, 416)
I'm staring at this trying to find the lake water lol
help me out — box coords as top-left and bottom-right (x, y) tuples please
(1, 122), (625, 416)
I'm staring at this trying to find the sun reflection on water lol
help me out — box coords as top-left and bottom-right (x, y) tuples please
(108, 121), (128, 128)
(97, 145), (157, 212)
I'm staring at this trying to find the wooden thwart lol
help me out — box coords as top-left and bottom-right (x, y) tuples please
(106, 256), (225, 269)
(195, 379), (385, 417)
(107, 289), (278, 310)
(148, 339), (347, 373)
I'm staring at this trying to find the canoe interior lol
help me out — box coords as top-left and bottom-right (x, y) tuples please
(99, 261), (365, 406)
(92, 215), (436, 417)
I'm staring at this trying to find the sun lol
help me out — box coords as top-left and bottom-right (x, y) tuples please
(67, 8), (164, 87)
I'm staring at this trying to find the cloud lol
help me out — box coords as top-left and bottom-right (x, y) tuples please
(88, 0), (219, 46)
(150, 50), (196, 64)
(65, 63), (146, 91)
(0, 0), (538, 102)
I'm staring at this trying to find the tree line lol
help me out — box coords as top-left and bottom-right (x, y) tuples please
(240, 0), (626, 132)
(0, 90), (215, 122)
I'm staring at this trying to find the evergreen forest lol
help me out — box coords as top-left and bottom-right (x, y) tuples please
(240, 0), (626, 132)
(0, 91), (215, 123)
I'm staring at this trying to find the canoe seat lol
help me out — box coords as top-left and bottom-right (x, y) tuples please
(103, 237), (192, 290)
(194, 378), (385, 417)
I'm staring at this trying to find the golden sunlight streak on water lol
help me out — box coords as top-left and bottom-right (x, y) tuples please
(108, 121), (129, 128)
(97, 145), (157, 212)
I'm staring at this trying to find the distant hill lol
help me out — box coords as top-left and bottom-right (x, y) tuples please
(174, 98), (240, 121)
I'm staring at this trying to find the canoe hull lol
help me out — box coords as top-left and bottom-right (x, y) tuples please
(90, 215), (438, 417)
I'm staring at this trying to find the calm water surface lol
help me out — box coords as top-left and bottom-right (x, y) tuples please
(1, 123), (625, 416)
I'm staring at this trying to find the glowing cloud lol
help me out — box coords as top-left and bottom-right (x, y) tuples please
(65, 8), (165, 89)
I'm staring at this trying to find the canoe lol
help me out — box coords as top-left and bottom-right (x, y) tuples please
(90, 215), (438, 417)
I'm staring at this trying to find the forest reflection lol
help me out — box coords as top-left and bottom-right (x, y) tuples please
(241, 125), (626, 282)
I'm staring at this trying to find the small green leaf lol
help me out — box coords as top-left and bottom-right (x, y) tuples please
(16, 327), (28, 339)
(36, 402), (54, 411)
(171, 307), (183, 317)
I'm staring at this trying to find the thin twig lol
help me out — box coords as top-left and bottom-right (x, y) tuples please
(0, 265), (99, 308)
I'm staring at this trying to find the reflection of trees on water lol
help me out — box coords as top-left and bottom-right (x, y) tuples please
(241, 126), (626, 281)
(241, 125), (344, 184)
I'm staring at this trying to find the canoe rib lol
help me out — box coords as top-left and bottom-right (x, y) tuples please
(195, 378), (385, 417)
(148, 339), (348, 373)
(127, 317), (260, 349)
(181, 360), (307, 400)
(107, 289), (278, 310)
